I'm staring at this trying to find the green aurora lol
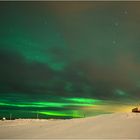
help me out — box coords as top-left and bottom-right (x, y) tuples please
(0, 1), (140, 119)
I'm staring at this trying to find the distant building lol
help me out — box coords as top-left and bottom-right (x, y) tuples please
(132, 106), (140, 113)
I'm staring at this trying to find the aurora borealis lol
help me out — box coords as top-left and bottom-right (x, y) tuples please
(0, 1), (140, 119)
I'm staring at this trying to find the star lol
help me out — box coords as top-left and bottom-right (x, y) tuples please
(124, 10), (128, 15)
(114, 22), (119, 27)
(44, 20), (47, 25)
(112, 40), (116, 44)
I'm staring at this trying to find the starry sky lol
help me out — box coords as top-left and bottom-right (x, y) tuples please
(0, 1), (140, 119)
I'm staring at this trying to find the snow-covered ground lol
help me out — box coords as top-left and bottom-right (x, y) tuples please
(0, 112), (140, 139)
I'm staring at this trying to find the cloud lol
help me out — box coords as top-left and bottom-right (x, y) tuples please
(0, 48), (54, 94)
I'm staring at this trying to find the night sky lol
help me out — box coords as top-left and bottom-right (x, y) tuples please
(0, 1), (140, 119)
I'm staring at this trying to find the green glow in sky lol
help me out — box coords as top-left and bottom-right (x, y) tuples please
(0, 2), (140, 119)
(0, 97), (99, 108)
(64, 98), (101, 104)
(114, 89), (127, 96)
(38, 110), (82, 118)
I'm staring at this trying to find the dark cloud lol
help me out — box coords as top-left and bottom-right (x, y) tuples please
(0, 32), (139, 101)
(0, 48), (54, 94)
